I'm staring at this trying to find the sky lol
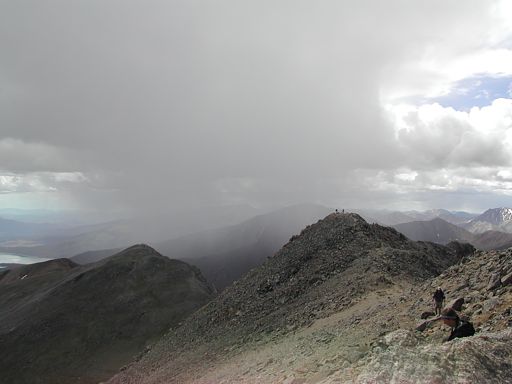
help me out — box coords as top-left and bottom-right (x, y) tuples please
(1, 0), (512, 218)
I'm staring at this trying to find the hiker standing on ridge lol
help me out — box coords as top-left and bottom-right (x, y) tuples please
(432, 287), (445, 315)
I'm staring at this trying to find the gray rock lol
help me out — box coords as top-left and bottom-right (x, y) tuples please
(346, 329), (512, 384)
(487, 272), (501, 291)
(501, 272), (512, 287)
(483, 298), (502, 313)
(445, 297), (465, 311)
(416, 319), (435, 332)
(420, 311), (435, 319)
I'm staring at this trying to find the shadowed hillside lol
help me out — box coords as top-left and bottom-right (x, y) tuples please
(72, 204), (333, 291)
(0, 244), (216, 384)
(394, 217), (474, 244)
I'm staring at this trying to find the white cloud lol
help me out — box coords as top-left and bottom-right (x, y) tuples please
(1, 0), (512, 214)
(0, 171), (88, 194)
(381, 0), (512, 102)
(388, 99), (512, 169)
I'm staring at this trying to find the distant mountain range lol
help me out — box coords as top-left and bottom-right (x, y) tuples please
(5, 205), (512, 296)
(462, 207), (512, 233)
(393, 217), (473, 244)
(0, 205), (479, 258)
(70, 206), (512, 292)
(0, 217), (66, 243)
(0, 204), (265, 258)
(393, 217), (512, 250)
(355, 208), (477, 226)
(0, 245), (215, 384)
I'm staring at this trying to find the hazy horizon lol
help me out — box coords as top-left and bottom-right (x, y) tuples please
(2, 1), (512, 222)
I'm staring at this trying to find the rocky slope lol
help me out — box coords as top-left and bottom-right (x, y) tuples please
(0, 244), (216, 384)
(108, 213), (472, 384)
(473, 229), (512, 250)
(323, 247), (512, 384)
(0, 257), (77, 285)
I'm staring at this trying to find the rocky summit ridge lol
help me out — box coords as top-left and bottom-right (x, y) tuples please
(109, 213), (475, 384)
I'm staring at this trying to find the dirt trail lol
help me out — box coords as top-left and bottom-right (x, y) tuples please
(173, 282), (419, 384)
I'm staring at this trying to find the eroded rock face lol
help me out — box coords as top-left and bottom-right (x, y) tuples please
(338, 329), (512, 384)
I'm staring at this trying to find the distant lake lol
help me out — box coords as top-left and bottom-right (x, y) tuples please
(0, 253), (51, 268)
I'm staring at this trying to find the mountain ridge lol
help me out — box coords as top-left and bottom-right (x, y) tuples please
(0, 244), (216, 384)
(107, 216), (512, 384)
(394, 216), (512, 250)
(108, 213), (469, 384)
(464, 207), (512, 233)
(71, 204), (333, 291)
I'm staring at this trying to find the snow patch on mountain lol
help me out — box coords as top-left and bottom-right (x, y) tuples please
(464, 208), (512, 234)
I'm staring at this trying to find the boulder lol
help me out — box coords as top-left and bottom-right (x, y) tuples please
(486, 273), (501, 291)
(416, 319), (436, 332)
(445, 297), (465, 311)
(501, 272), (512, 287)
(349, 329), (512, 383)
(420, 311), (435, 319)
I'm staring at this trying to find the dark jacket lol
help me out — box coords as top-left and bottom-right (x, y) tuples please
(433, 289), (445, 302)
(447, 320), (475, 341)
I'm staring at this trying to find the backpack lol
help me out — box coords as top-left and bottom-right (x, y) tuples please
(448, 320), (475, 341)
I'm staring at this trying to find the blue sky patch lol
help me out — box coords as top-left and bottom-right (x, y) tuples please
(430, 75), (512, 110)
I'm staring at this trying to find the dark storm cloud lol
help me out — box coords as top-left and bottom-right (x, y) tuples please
(0, 0), (510, 213)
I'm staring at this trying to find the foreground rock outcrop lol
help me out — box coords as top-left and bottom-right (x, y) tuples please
(335, 329), (512, 384)
(0, 244), (216, 384)
(327, 247), (512, 384)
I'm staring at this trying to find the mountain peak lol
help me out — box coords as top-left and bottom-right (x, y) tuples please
(287, 211), (391, 251)
(325, 211), (367, 224)
(0, 244), (216, 384)
(463, 208), (512, 234)
(480, 207), (512, 223)
(118, 243), (160, 254)
(105, 243), (164, 263)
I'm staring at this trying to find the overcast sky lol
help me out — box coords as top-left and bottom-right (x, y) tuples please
(1, 0), (512, 217)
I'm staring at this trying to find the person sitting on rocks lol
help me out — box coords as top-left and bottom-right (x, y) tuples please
(432, 287), (445, 316)
(440, 307), (475, 342)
